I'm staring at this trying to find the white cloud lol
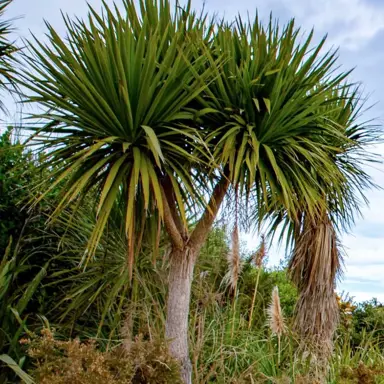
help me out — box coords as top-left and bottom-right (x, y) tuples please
(265, 0), (384, 50)
(7, 0), (125, 40)
(345, 263), (384, 282)
(344, 291), (384, 302)
(193, 0), (384, 50)
(9, 0), (384, 50)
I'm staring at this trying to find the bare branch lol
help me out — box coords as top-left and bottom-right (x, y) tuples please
(161, 186), (184, 250)
(189, 176), (230, 253)
(162, 175), (187, 237)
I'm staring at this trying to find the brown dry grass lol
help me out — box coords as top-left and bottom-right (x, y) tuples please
(24, 329), (182, 384)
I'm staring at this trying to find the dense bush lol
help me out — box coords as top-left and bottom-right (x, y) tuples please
(351, 299), (384, 345)
(0, 129), (48, 382)
(0, 128), (33, 251)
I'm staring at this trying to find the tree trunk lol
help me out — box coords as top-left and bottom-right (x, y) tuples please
(162, 176), (230, 384)
(289, 214), (340, 383)
(165, 247), (195, 384)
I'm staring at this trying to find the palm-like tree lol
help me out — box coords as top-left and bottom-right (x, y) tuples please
(287, 88), (378, 378)
(21, 3), (220, 381)
(20, 1), (375, 383)
(203, 21), (378, 380)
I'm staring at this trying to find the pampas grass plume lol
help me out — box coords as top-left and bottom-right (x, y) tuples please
(227, 225), (241, 290)
(255, 235), (266, 268)
(268, 286), (286, 337)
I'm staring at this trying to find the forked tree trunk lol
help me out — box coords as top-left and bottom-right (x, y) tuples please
(162, 176), (230, 384)
(165, 247), (196, 384)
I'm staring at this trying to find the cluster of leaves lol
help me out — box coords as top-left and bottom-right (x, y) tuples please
(17, 0), (379, 277)
(0, 0), (17, 110)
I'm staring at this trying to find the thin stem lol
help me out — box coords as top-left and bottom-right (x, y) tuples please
(248, 267), (262, 329)
(231, 284), (238, 341)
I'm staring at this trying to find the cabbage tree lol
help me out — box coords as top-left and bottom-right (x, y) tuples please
(287, 88), (378, 378)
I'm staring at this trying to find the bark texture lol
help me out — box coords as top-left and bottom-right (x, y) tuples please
(165, 248), (195, 384)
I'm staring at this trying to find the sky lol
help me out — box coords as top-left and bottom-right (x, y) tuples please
(5, 0), (384, 302)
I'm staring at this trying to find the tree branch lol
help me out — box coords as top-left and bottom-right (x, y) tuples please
(162, 175), (187, 237)
(161, 186), (184, 250)
(189, 175), (230, 253)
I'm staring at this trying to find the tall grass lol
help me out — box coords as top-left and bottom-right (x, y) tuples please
(249, 235), (267, 329)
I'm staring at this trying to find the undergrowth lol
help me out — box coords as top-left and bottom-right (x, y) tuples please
(22, 328), (182, 384)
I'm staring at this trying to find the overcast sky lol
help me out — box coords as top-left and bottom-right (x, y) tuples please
(6, 0), (384, 302)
